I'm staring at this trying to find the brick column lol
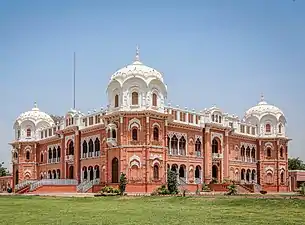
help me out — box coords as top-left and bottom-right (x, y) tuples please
(204, 127), (211, 183)
(75, 131), (80, 183)
(60, 136), (65, 179)
(223, 130), (229, 180)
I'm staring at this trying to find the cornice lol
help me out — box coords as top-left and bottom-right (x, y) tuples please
(80, 124), (104, 134)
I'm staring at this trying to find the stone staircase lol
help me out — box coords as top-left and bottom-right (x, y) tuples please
(77, 179), (100, 193)
(15, 180), (37, 193)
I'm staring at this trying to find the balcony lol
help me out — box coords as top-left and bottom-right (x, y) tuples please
(195, 151), (201, 157)
(212, 153), (223, 160)
(106, 138), (117, 147)
(65, 155), (74, 164)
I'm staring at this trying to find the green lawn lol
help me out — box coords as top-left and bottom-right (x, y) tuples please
(0, 196), (305, 225)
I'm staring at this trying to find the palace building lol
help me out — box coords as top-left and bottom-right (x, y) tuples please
(10, 48), (290, 193)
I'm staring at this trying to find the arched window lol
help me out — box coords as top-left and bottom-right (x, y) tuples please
(280, 171), (284, 183)
(171, 135), (178, 155)
(112, 129), (116, 139)
(265, 123), (271, 133)
(68, 141), (74, 155)
(195, 139), (201, 156)
(132, 92), (138, 105)
(13, 152), (18, 159)
(40, 153), (43, 162)
(241, 146), (245, 157)
(132, 128), (138, 141)
(152, 93), (157, 107)
(153, 127), (159, 141)
(52, 147), (56, 159)
(48, 148), (52, 160)
(114, 94), (119, 108)
(112, 157), (119, 183)
(153, 165), (159, 179)
(278, 124), (282, 133)
(95, 138), (100, 155)
(179, 136), (186, 155)
(26, 128), (31, 137)
(82, 141), (88, 158)
(88, 139), (94, 157)
(267, 148), (271, 157)
(212, 139), (218, 153)
(26, 151), (30, 160)
(219, 116), (222, 123)
(57, 147), (61, 160)
(280, 147), (283, 158)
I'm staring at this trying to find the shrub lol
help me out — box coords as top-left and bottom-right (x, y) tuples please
(299, 183), (305, 196)
(202, 183), (211, 192)
(227, 184), (237, 195)
(157, 184), (170, 195)
(167, 170), (178, 194)
(100, 186), (120, 195)
(119, 173), (128, 195)
(260, 190), (267, 194)
(7, 187), (12, 193)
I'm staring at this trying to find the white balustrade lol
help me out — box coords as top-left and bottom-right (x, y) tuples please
(212, 153), (223, 159)
(29, 179), (78, 192)
(15, 179), (36, 191)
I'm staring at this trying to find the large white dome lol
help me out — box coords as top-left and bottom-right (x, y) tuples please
(245, 96), (285, 120)
(15, 102), (54, 125)
(109, 47), (164, 84)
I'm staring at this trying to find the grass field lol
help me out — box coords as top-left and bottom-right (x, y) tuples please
(0, 196), (305, 225)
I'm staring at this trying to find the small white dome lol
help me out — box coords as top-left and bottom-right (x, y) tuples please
(109, 46), (164, 83)
(15, 102), (54, 125)
(245, 95), (284, 119)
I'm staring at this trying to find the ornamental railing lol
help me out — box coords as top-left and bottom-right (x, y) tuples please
(15, 180), (36, 191)
(77, 179), (100, 193)
(29, 179), (78, 192)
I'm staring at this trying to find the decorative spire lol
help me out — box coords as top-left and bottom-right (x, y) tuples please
(260, 93), (264, 102)
(135, 45), (140, 61)
(32, 101), (39, 111)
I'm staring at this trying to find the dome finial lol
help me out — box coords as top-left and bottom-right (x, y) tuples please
(260, 93), (264, 102)
(32, 101), (39, 111)
(135, 45), (140, 61)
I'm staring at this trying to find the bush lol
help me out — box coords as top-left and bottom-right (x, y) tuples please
(7, 187), (12, 193)
(119, 173), (128, 196)
(100, 186), (120, 195)
(227, 184), (237, 195)
(201, 183), (211, 192)
(167, 170), (178, 194)
(260, 190), (267, 195)
(156, 184), (170, 195)
(299, 183), (305, 196)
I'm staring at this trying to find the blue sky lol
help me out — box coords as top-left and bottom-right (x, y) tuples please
(1, 0), (305, 169)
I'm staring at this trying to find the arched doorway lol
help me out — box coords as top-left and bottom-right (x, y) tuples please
(68, 166), (74, 179)
(212, 165), (218, 180)
(112, 157), (119, 183)
(95, 166), (100, 179)
(89, 166), (94, 181)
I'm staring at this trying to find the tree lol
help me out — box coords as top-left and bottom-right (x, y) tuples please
(167, 170), (178, 194)
(119, 173), (127, 195)
(288, 157), (305, 170)
(0, 162), (8, 177)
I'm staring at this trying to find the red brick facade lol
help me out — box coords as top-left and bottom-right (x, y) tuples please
(10, 111), (290, 193)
